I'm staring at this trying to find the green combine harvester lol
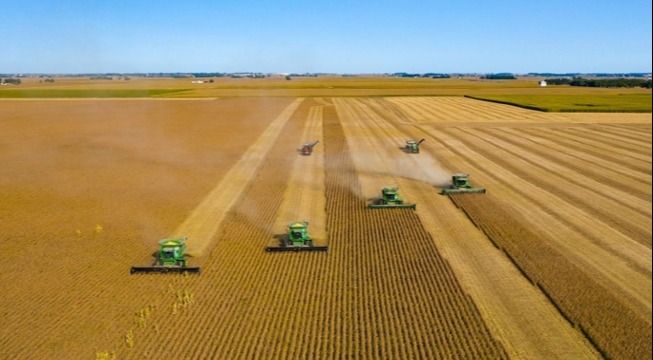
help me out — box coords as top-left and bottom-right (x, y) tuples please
(300, 140), (319, 155)
(368, 187), (416, 209)
(403, 138), (425, 153)
(131, 236), (201, 274)
(266, 221), (328, 252)
(440, 173), (486, 195)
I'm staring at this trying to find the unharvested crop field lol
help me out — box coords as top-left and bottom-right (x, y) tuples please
(0, 81), (651, 359)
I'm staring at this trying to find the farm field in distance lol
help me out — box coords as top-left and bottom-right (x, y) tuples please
(0, 77), (650, 359)
(3, 75), (652, 112)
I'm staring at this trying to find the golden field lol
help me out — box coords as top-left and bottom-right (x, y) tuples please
(0, 78), (650, 359)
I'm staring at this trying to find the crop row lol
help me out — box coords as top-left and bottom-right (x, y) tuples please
(450, 194), (651, 360)
(387, 96), (566, 123)
(111, 100), (509, 358)
(424, 123), (651, 314)
(320, 105), (508, 358)
(339, 96), (651, 359)
(390, 95), (651, 360)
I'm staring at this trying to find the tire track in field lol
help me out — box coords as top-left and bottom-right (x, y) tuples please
(534, 127), (651, 166)
(496, 125), (651, 202)
(601, 123), (652, 139)
(451, 193), (653, 360)
(599, 126), (652, 144)
(457, 127), (651, 240)
(503, 127), (652, 193)
(580, 125), (652, 149)
(519, 126), (652, 179)
(565, 126), (652, 154)
(425, 125), (652, 317)
(387, 97), (570, 123)
(170, 98), (304, 256)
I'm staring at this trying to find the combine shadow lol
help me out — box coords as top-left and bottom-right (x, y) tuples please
(271, 233), (288, 245)
(366, 197), (384, 207)
(147, 251), (159, 265)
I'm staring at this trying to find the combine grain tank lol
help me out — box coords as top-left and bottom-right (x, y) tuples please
(266, 221), (328, 252)
(131, 236), (201, 274)
(368, 187), (416, 209)
(440, 173), (486, 195)
(403, 138), (425, 153)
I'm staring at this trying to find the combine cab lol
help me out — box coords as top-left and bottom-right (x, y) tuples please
(300, 141), (319, 155)
(368, 187), (416, 209)
(440, 173), (486, 195)
(403, 138), (425, 153)
(266, 221), (328, 252)
(131, 236), (201, 274)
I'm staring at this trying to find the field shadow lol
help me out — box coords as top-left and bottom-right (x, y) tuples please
(367, 197), (383, 206)
(271, 233), (287, 245)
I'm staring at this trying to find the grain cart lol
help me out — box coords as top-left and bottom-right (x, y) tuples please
(131, 236), (201, 274)
(368, 187), (416, 209)
(301, 141), (319, 155)
(403, 138), (425, 153)
(266, 221), (328, 252)
(440, 173), (486, 195)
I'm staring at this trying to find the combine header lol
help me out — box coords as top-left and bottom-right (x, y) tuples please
(403, 138), (425, 153)
(300, 141), (319, 155)
(440, 173), (486, 195)
(368, 187), (416, 209)
(266, 221), (328, 252)
(131, 236), (201, 274)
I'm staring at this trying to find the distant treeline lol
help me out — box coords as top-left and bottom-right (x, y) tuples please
(531, 72), (650, 78)
(392, 73), (451, 78)
(546, 77), (652, 89)
(481, 73), (517, 80)
(0, 78), (21, 85)
(190, 73), (226, 78)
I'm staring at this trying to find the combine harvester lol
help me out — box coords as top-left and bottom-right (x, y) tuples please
(368, 187), (416, 209)
(403, 138), (425, 154)
(131, 236), (201, 274)
(300, 140), (319, 155)
(266, 221), (328, 252)
(440, 173), (486, 195)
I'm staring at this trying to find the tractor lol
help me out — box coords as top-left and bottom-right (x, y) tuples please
(403, 138), (425, 153)
(266, 221), (328, 252)
(300, 141), (319, 155)
(368, 187), (416, 209)
(131, 236), (201, 274)
(440, 173), (486, 195)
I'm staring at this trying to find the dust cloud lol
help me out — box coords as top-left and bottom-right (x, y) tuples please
(349, 151), (452, 190)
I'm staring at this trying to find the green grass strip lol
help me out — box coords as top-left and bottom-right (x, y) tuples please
(466, 93), (651, 112)
(0, 89), (189, 98)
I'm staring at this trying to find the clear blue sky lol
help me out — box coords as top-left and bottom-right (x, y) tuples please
(1, 0), (651, 74)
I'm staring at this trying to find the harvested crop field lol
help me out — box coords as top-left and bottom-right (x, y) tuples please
(0, 95), (650, 359)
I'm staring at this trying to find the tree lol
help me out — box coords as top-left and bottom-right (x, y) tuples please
(1, 78), (21, 85)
